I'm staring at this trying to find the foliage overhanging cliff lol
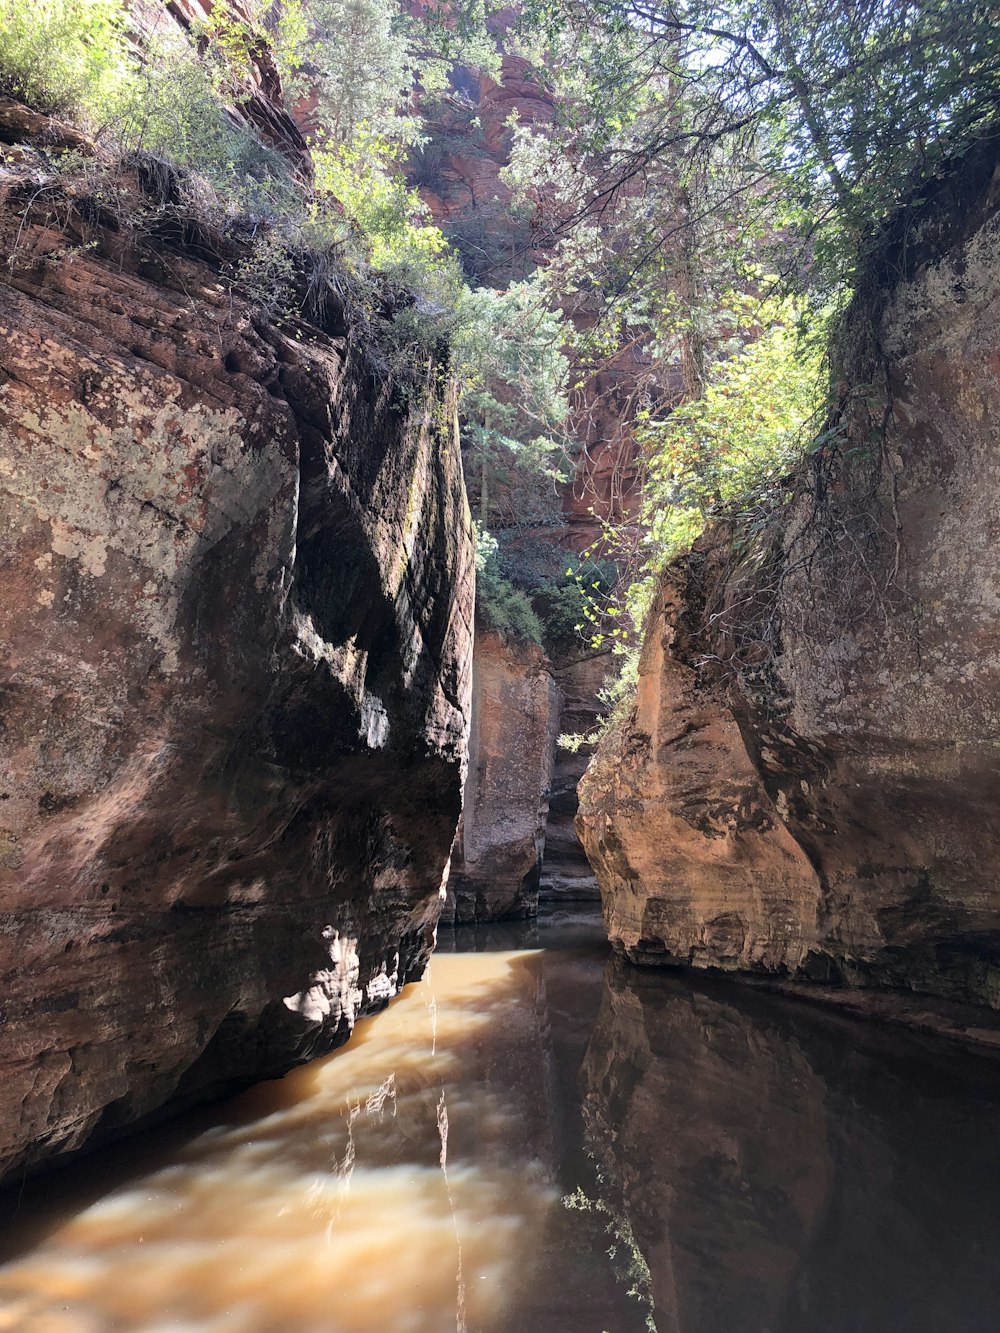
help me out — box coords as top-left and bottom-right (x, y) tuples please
(579, 131), (1000, 1018)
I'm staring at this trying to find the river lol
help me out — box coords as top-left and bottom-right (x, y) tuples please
(1, 908), (999, 1332)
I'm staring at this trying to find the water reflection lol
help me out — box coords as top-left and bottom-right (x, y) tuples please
(583, 963), (1000, 1333)
(0, 951), (569, 1332)
(1, 910), (999, 1333)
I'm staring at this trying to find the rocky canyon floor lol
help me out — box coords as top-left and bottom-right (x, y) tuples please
(1, 907), (999, 1333)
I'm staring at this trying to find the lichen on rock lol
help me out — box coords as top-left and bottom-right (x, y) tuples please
(0, 119), (474, 1185)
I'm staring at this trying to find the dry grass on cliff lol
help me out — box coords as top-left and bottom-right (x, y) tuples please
(0, 98), (420, 383)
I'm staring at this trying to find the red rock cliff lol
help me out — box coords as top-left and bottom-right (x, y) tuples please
(0, 107), (473, 1184)
(579, 137), (1000, 1013)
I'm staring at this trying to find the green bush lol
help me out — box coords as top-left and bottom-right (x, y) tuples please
(0, 0), (127, 116)
(475, 528), (543, 646)
(532, 560), (617, 655)
(0, 0), (295, 210)
(639, 298), (825, 571)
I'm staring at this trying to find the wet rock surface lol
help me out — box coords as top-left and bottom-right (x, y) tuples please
(0, 132), (474, 1184)
(580, 140), (1000, 1012)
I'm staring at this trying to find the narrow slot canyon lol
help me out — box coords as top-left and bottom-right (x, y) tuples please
(2, 2), (1000, 1330)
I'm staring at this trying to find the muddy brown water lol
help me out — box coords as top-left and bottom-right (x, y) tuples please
(2, 908), (1000, 1333)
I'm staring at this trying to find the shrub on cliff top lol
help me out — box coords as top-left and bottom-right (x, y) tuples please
(0, 0), (127, 117)
(0, 0), (294, 211)
(639, 299), (825, 571)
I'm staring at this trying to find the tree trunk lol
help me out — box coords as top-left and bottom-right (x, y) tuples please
(480, 410), (491, 528)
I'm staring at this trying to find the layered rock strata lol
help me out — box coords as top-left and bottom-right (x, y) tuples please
(579, 139), (1000, 1010)
(445, 630), (558, 922)
(0, 120), (473, 1185)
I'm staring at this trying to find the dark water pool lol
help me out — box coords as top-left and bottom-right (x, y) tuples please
(2, 908), (999, 1332)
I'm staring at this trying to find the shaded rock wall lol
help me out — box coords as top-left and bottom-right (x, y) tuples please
(0, 130), (473, 1184)
(579, 139), (1000, 1011)
(445, 630), (558, 922)
(538, 653), (609, 904)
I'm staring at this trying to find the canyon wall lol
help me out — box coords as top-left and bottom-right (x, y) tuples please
(538, 652), (608, 904)
(0, 106), (474, 1185)
(444, 630), (558, 923)
(579, 138), (1000, 1011)
(410, 55), (635, 919)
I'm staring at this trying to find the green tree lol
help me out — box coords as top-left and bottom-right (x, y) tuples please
(279, 0), (420, 147)
(451, 275), (577, 531)
(511, 0), (1000, 301)
(639, 295), (823, 562)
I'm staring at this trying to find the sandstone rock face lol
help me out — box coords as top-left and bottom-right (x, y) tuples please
(407, 49), (554, 281)
(445, 630), (558, 922)
(578, 575), (822, 970)
(579, 141), (1000, 1010)
(0, 139), (473, 1184)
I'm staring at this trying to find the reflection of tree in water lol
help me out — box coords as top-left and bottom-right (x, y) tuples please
(563, 1180), (657, 1332)
(577, 961), (837, 1333)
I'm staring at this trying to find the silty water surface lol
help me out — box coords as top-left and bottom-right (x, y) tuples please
(1, 908), (999, 1333)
